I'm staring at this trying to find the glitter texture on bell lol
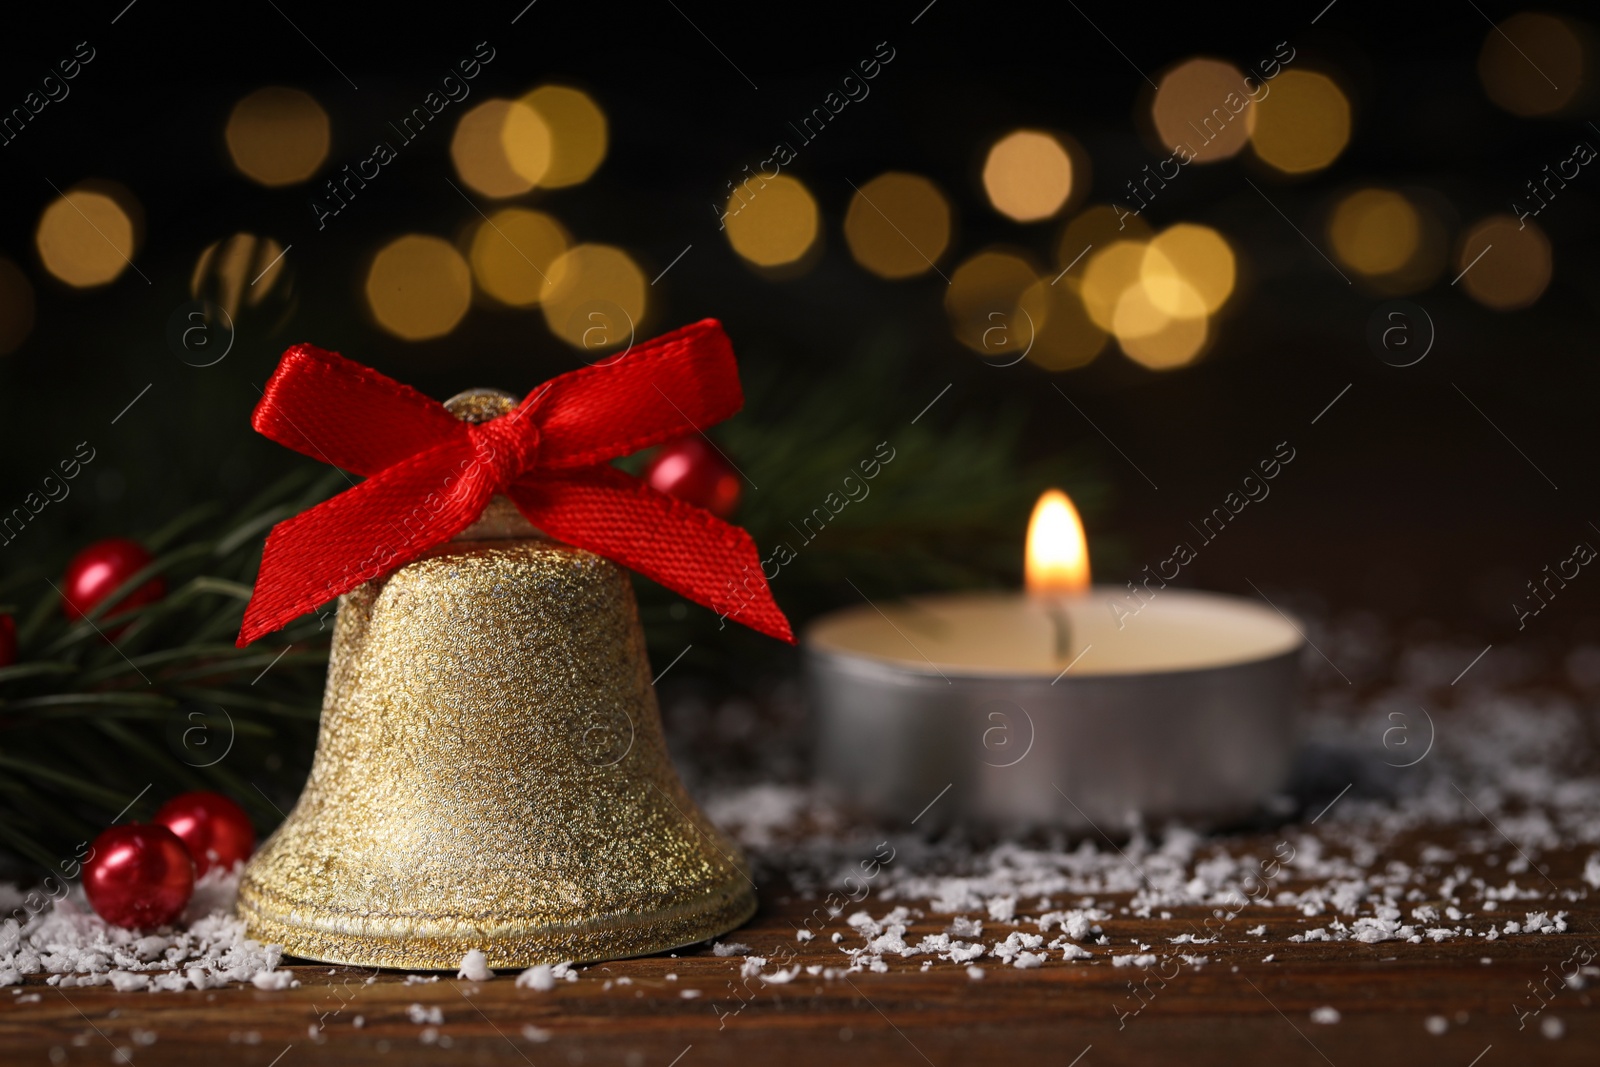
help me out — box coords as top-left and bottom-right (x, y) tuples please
(236, 391), (755, 968)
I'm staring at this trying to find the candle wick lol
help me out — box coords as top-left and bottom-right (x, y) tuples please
(1046, 601), (1073, 662)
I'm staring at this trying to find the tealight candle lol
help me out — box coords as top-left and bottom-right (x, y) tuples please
(806, 489), (1304, 829)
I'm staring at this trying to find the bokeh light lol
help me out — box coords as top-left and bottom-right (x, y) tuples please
(843, 172), (952, 279)
(1125, 266), (1206, 332)
(469, 208), (569, 307)
(520, 85), (607, 187)
(540, 243), (647, 351)
(1146, 224), (1234, 314)
(1080, 242), (1149, 332)
(451, 99), (550, 198)
(0, 257), (35, 355)
(365, 235), (472, 340)
(190, 233), (288, 318)
(1457, 215), (1552, 311)
(1327, 187), (1448, 294)
(1056, 204), (1152, 278)
(724, 175), (819, 268)
(982, 130), (1075, 222)
(225, 87), (330, 187)
(1116, 300), (1210, 370)
(35, 186), (139, 288)
(1017, 279), (1107, 371)
(1328, 189), (1419, 276)
(1251, 71), (1351, 174)
(1150, 58), (1256, 163)
(944, 250), (1040, 360)
(1078, 225), (1226, 371)
(1479, 13), (1583, 116)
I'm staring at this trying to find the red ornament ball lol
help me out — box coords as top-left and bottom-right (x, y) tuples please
(82, 824), (195, 929)
(641, 436), (742, 519)
(154, 791), (256, 874)
(61, 538), (165, 622)
(0, 614), (14, 667)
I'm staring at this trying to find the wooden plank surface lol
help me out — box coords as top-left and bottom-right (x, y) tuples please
(3, 832), (1594, 1066)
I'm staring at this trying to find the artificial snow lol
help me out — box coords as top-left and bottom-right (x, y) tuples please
(406, 1004), (443, 1025)
(457, 949), (493, 982)
(0, 869), (289, 993)
(515, 965), (554, 991)
(251, 970), (296, 991)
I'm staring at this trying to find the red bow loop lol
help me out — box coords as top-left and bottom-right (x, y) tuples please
(236, 319), (793, 647)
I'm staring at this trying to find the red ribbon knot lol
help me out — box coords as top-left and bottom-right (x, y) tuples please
(236, 319), (793, 647)
(465, 416), (540, 489)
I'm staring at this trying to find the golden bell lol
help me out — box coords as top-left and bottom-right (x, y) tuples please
(236, 391), (755, 969)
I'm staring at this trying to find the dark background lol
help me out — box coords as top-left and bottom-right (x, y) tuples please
(1, 0), (1596, 648)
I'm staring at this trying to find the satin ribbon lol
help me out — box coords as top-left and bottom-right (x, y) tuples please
(237, 319), (792, 646)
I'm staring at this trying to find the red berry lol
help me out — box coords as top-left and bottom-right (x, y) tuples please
(154, 791), (256, 875)
(82, 824), (195, 929)
(0, 614), (14, 667)
(641, 436), (742, 519)
(61, 538), (165, 622)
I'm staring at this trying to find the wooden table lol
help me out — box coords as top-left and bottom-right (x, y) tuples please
(3, 825), (1594, 1066)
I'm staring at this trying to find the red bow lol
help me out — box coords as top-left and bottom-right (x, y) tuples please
(237, 319), (793, 647)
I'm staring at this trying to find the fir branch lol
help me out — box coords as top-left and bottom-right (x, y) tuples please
(0, 478), (329, 871)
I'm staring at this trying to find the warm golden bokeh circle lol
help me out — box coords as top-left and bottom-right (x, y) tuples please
(1056, 205), (1152, 281)
(1150, 58), (1257, 163)
(36, 188), (138, 288)
(724, 175), (819, 267)
(944, 250), (1040, 359)
(500, 100), (554, 190)
(452, 99), (550, 198)
(540, 243), (648, 351)
(1080, 242), (1149, 332)
(1251, 71), (1351, 174)
(1118, 304), (1210, 370)
(1457, 215), (1552, 311)
(0, 256), (35, 355)
(843, 172), (952, 279)
(520, 85), (608, 187)
(1479, 13), (1584, 116)
(1146, 224), (1235, 314)
(225, 87), (331, 187)
(1077, 224), (1229, 371)
(982, 131), (1075, 222)
(470, 209), (570, 307)
(365, 235), (473, 340)
(1328, 189), (1420, 276)
(1135, 253), (1210, 325)
(1017, 279), (1107, 371)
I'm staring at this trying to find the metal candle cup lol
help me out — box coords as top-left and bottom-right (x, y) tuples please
(807, 587), (1304, 830)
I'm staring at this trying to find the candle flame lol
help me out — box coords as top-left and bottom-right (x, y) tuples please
(1025, 489), (1090, 595)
